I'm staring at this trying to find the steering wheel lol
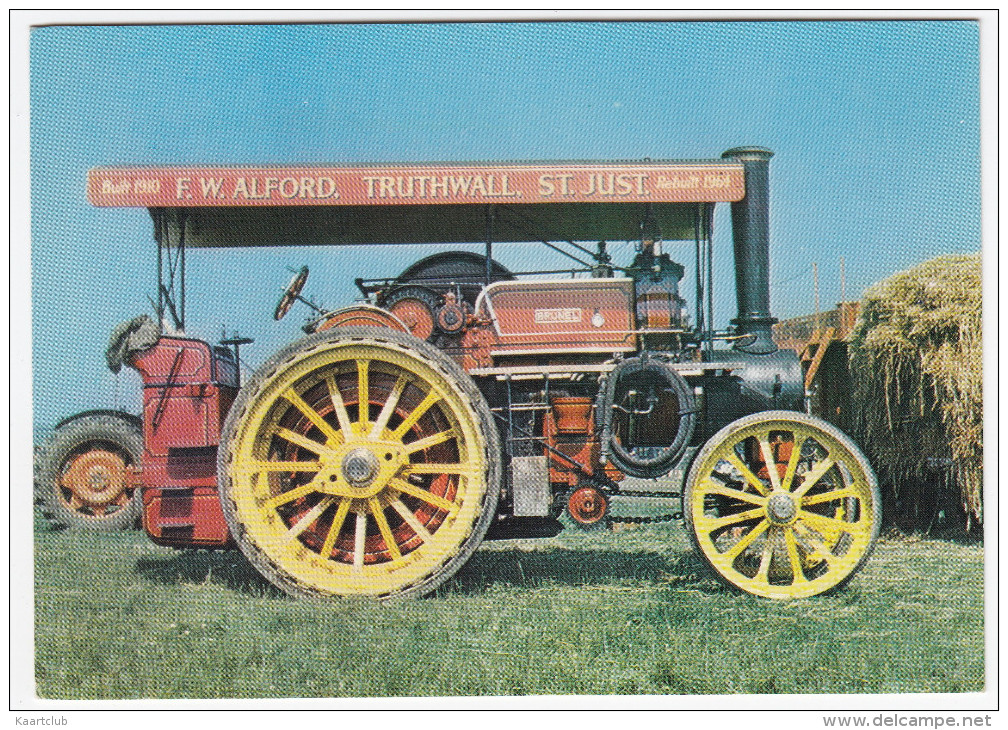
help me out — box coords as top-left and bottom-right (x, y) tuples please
(274, 266), (309, 321)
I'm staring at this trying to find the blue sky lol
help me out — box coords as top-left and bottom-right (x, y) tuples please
(30, 21), (981, 435)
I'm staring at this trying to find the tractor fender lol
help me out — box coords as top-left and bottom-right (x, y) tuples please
(53, 409), (142, 432)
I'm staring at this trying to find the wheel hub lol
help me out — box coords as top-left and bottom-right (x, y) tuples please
(767, 491), (797, 524)
(342, 448), (380, 487)
(318, 439), (406, 499)
(62, 449), (128, 507)
(89, 466), (112, 491)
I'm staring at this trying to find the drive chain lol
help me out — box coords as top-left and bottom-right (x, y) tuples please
(604, 488), (684, 526)
(605, 512), (683, 527)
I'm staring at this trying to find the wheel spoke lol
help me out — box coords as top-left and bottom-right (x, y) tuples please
(275, 427), (330, 457)
(320, 498), (353, 559)
(720, 519), (769, 561)
(793, 523), (839, 566)
(353, 510), (367, 571)
(784, 528), (808, 584)
(357, 359), (370, 425)
(781, 435), (806, 492)
(797, 509), (869, 539)
(369, 496), (402, 561)
(404, 429), (457, 454)
(391, 390), (441, 440)
(755, 527), (775, 582)
(757, 435), (781, 491)
(404, 462), (476, 476)
(801, 487), (859, 506)
(792, 456), (836, 498)
(370, 375), (408, 438)
(282, 388), (340, 444)
(263, 480), (322, 510)
(696, 506), (766, 531)
(700, 482), (767, 506)
(235, 459), (322, 473)
(324, 374), (354, 436)
(725, 454), (769, 495)
(389, 497), (433, 541)
(390, 477), (459, 514)
(282, 496), (335, 543)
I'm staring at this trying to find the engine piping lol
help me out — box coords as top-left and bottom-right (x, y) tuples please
(597, 354), (697, 479)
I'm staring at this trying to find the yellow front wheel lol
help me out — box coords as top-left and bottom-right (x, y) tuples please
(684, 411), (880, 599)
(218, 327), (501, 600)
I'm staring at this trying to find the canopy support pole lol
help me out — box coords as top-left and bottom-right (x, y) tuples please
(154, 208), (164, 326)
(150, 207), (188, 333)
(705, 202), (715, 356)
(485, 203), (494, 286)
(179, 209), (187, 332)
(694, 205), (704, 340)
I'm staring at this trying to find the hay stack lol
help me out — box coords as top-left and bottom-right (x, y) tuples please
(848, 253), (982, 530)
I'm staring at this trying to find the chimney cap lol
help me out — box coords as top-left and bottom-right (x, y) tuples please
(722, 146), (774, 161)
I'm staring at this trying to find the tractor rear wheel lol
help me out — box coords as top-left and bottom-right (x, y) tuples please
(684, 411), (880, 599)
(36, 412), (143, 530)
(218, 327), (501, 600)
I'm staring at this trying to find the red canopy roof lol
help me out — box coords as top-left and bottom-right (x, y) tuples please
(87, 161), (745, 247)
(88, 161), (744, 207)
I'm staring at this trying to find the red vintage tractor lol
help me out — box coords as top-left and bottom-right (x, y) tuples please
(37, 148), (880, 600)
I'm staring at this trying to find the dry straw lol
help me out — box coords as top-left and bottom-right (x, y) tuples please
(848, 253), (982, 529)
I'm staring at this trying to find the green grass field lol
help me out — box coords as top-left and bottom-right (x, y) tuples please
(33, 510), (983, 699)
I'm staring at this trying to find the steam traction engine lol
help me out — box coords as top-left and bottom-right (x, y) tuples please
(41, 147), (880, 600)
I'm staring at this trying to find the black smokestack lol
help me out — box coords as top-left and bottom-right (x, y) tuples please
(722, 146), (777, 354)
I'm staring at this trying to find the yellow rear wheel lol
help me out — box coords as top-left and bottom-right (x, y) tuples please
(684, 411), (880, 599)
(218, 327), (500, 600)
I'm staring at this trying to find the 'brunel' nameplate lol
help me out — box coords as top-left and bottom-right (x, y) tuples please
(534, 308), (583, 325)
